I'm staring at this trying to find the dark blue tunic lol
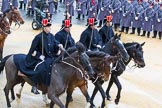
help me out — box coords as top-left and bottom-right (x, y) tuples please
(99, 24), (114, 46)
(55, 29), (76, 49)
(14, 31), (60, 85)
(79, 26), (102, 51)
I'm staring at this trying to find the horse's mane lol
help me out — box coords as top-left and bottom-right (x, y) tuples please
(86, 51), (109, 58)
(124, 42), (139, 48)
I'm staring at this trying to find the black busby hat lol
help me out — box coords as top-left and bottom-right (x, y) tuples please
(62, 19), (72, 28)
(87, 17), (98, 26)
(42, 19), (52, 27)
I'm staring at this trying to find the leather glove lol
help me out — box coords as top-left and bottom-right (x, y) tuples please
(39, 55), (45, 61)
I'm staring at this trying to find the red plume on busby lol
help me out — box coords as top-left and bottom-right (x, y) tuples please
(88, 17), (98, 25)
(42, 19), (52, 27)
(138, 0), (142, 2)
(88, 18), (95, 25)
(106, 15), (112, 22)
(62, 19), (72, 28)
(42, 19), (48, 26)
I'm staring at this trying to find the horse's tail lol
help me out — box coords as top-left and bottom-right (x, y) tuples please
(0, 55), (12, 74)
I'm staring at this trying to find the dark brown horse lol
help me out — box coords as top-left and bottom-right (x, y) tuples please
(0, 42), (105, 108)
(0, 9), (24, 60)
(106, 42), (145, 104)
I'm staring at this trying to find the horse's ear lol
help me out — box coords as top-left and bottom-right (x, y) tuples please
(141, 42), (145, 47)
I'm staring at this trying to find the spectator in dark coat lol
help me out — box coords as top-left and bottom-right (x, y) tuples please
(79, 17), (102, 51)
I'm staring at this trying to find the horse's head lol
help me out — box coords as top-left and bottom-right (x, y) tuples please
(0, 15), (11, 35)
(76, 42), (95, 79)
(126, 42), (145, 68)
(7, 9), (24, 25)
(104, 33), (129, 62)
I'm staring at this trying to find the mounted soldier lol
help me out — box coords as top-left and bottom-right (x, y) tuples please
(55, 19), (76, 50)
(99, 15), (114, 47)
(15, 19), (64, 94)
(79, 17), (102, 51)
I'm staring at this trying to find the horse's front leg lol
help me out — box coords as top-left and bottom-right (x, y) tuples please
(16, 82), (25, 98)
(42, 92), (50, 107)
(113, 75), (122, 105)
(65, 87), (74, 108)
(79, 83), (93, 108)
(106, 74), (114, 101)
(48, 94), (65, 108)
(94, 79), (106, 108)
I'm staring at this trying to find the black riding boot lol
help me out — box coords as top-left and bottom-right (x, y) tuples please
(141, 31), (146, 36)
(126, 27), (129, 34)
(147, 32), (150, 38)
(158, 32), (161, 40)
(31, 84), (40, 95)
(152, 31), (157, 38)
(76, 14), (81, 19)
(137, 28), (141, 36)
(97, 20), (102, 28)
(130, 27), (135, 34)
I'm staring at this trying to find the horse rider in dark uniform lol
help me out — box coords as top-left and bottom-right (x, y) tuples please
(55, 19), (76, 50)
(99, 15), (114, 47)
(79, 17), (102, 51)
(15, 19), (64, 94)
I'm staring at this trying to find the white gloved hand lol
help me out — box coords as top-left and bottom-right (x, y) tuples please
(58, 44), (65, 51)
(89, 8), (92, 11)
(96, 45), (101, 49)
(135, 17), (138, 20)
(145, 17), (148, 21)
(39, 55), (45, 61)
(101, 7), (104, 11)
(157, 18), (160, 22)
(123, 14), (125, 17)
(119, 8), (122, 11)
(112, 9), (114, 13)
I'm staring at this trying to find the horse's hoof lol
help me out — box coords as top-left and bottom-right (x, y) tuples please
(90, 105), (96, 108)
(46, 103), (50, 107)
(16, 93), (21, 98)
(107, 96), (112, 101)
(115, 99), (119, 105)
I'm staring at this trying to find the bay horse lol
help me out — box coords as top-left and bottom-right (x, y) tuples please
(0, 14), (11, 59)
(0, 42), (99, 108)
(0, 8), (24, 60)
(106, 42), (145, 105)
